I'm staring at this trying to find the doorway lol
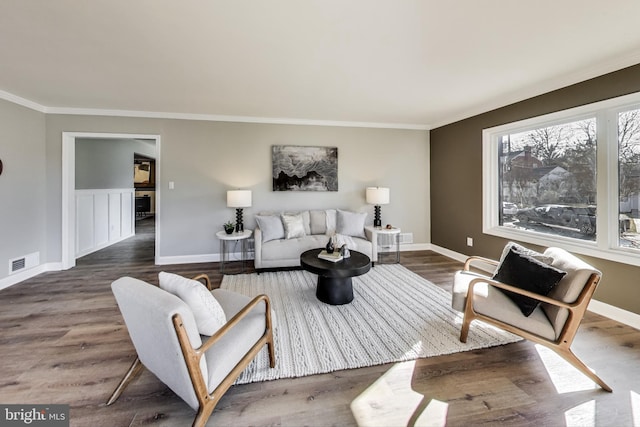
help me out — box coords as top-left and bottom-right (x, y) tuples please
(61, 132), (161, 269)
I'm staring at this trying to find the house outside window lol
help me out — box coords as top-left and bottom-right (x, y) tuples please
(498, 118), (597, 241)
(483, 92), (640, 268)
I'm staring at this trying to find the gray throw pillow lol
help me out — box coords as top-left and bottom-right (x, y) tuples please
(336, 209), (366, 238)
(255, 214), (285, 243)
(309, 210), (327, 235)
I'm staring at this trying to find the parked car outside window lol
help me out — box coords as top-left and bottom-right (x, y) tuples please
(502, 202), (518, 217)
(515, 204), (596, 235)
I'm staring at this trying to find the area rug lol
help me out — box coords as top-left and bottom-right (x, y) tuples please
(221, 264), (520, 384)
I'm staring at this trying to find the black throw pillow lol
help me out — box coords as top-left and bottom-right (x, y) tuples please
(492, 247), (566, 317)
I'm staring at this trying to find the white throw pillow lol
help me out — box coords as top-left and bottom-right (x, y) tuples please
(158, 272), (227, 336)
(325, 209), (337, 235)
(336, 209), (367, 238)
(255, 214), (285, 242)
(281, 213), (306, 239)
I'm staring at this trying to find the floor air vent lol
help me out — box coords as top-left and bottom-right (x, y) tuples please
(9, 252), (39, 275)
(11, 258), (26, 272)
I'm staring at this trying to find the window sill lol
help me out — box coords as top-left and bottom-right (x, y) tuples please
(484, 225), (640, 268)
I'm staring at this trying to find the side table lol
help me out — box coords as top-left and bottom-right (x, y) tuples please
(366, 226), (401, 264)
(216, 229), (252, 274)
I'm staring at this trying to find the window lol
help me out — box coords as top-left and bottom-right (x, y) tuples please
(483, 92), (640, 267)
(618, 107), (640, 250)
(499, 118), (597, 241)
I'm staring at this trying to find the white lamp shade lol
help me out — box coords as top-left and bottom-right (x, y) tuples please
(227, 190), (252, 208)
(366, 187), (390, 205)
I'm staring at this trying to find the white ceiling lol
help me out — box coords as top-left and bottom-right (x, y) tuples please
(2, 0), (640, 129)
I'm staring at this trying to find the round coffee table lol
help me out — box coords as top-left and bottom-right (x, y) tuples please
(300, 248), (371, 305)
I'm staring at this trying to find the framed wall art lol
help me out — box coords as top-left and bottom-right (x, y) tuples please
(272, 145), (338, 191)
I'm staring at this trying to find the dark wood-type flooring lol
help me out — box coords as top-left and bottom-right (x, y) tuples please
(1, 217), (638, 426)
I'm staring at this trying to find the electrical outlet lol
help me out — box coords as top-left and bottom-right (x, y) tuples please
(467, 237), (473, 247)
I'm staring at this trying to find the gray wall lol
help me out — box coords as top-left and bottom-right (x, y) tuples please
(76, 138), (132, 189)
(430, 63), (640, 315)
(0, 100), (47, 276)
(75, 138), (156, 189)
(43, 115), (430, 262)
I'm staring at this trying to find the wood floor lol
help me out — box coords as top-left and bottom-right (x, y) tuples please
(1, 217), (638, 426)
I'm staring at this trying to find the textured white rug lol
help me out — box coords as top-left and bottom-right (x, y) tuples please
(221, 264), (520, 384)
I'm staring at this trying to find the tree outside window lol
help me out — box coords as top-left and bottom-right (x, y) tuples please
(499, 118), (597, 241)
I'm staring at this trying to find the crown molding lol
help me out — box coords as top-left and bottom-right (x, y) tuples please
(0, 90), (47, 112)
(45, 107), (430, 130)
(0, 90), (429, 130)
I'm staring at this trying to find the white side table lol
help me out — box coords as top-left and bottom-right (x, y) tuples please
(366, 226), (401, 264)
(216, 229), (252, 274)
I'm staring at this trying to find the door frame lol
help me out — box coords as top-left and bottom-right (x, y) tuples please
(61, 132), (161, 269)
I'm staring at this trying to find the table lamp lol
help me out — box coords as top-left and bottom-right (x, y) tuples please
(366, 187), (389, 228)
(227, 190), (252, 232)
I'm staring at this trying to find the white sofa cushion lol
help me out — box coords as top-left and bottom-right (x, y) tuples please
(159, 272), (227, 336)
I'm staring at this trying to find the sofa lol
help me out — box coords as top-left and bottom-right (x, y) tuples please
(253, 209), (377, 270)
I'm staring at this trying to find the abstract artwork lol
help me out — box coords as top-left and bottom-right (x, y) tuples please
(272, 145), (338, 191)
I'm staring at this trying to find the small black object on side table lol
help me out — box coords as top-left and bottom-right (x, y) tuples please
(300, 248), (371, 305)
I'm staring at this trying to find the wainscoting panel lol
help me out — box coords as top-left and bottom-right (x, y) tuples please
(76, 189), (134, 258)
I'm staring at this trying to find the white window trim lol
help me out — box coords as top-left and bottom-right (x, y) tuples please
(483, 91), (640, 268)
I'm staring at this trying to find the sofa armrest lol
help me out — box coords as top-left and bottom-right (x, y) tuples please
(254, 227), (263, 268)
(364, 227), (378, 262)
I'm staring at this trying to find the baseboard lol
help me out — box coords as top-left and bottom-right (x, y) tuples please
(400, 243), (432, 252)
(0, 262), (62, 291)
(588, 300), (640, 330)
(429, 244), (640, 329)
(156, 252), (256, 265)
(75, 233), (134, 258)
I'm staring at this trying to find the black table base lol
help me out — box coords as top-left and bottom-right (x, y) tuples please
(316, 276), (354, 305)
(300, 248), (371, 306)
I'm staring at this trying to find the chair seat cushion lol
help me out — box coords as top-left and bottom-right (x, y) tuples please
(205, 289), (268, 391)
(452, 271), (556, 340)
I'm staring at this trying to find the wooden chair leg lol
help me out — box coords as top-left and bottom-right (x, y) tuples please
(192, 402), (216, 427)
(267, 333), (276, 368)
(555, 347), (612, 392)
(106, 357), (144, 405)
(459, 317), (471, 343)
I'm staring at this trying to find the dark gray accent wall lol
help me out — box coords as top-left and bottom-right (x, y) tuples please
(430, 63), (640, 314)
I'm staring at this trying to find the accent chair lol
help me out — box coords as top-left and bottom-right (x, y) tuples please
(107, 274), (275, 427)
(451, 243), (611, 392)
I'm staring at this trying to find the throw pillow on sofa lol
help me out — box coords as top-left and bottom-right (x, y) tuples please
(255, 214), (285, 242)
(159, 271), (227, 335)
(281, 213), (306, 239)
(309, 210), (327, 235)
(336, 209), (367, 238)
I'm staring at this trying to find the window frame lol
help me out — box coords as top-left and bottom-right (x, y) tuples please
(483, 91), (640, 268)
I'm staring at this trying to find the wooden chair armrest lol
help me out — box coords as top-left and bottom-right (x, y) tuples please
(198, 294), (272, 354)
(464, 256), (499, 271)
(192, 274), (212, 291)
(468, 277), (573, 310)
